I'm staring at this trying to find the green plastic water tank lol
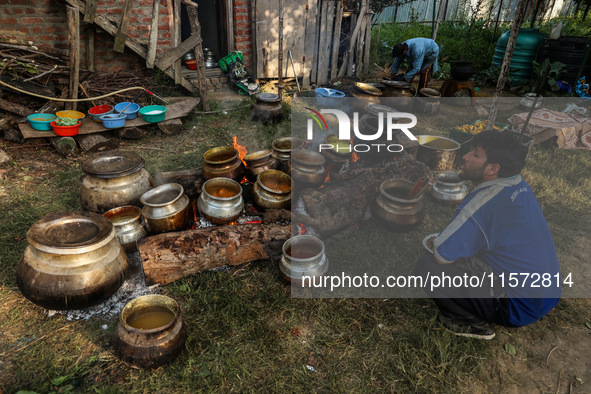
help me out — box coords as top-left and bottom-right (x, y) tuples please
(491, 28), (546, 81)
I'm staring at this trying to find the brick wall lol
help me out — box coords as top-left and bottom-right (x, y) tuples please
(233, 0), (253, 70)
(1, 0), (252, 87)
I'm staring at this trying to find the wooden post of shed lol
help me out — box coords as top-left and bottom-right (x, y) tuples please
(186, 4), (210, 111)
(66, 6), (80, 111)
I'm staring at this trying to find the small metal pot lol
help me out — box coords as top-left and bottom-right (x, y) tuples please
(103, 205), (147, 253)
(16, 211), (128, 310)
(430, 171), (469, 205)
(290, 149), (327, 190)
(202, 146), (245, 181)
(252, 170), (293, 210)
(271, 137), (305, 173)
(280, 235), (329, 286)
(371, 178), (425, 232)
(115, 294), (186, 369)
(80, 151), (154, 213)
(244, 149), (278, 183)
(140, 183), (192, 234)
(197, 177), (244, 225)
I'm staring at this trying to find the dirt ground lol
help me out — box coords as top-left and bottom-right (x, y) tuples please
(1, 110), (591, 392)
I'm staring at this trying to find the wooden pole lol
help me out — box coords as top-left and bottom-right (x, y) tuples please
(432, 0), (446, 40)
(146, 0), (160, 68)
(491, 0), (504, 44)
(67, 6), (80, 111)
(186, 4), (210, 111)
(277, 0), (284, 100)
(486, 0), (529, 129)
(172, 0), (181, 84)
(86, 27), (95, 72)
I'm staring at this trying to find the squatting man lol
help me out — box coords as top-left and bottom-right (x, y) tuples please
(414, 130), (561, 340)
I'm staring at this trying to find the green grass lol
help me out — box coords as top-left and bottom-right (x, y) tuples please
(1, 94), (590, 392)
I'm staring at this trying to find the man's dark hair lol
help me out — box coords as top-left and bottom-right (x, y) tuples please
(472, 130), (528, 177)
(392, 43), (406, 58)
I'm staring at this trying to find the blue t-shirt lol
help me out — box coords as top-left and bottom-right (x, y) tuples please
(433, 176), (561, 327)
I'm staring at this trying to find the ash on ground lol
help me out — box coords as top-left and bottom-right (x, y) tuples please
(45, 252), (158, 321)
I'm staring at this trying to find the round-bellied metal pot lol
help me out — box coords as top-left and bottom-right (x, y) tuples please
(244, 149), (278, 183)
(416, 135), (461, 172)
(371, 178), (425, 232)
(252, 170), (293, 210)
(290, 149), (327, 190)
(80, 151), (154, 213)
(271, 137), (305, 173)
(251, 92), (284, 124)
(430, 171), (469, 205)
(197, 177), (244, 225)
(103, 205), (147, 253)
(16, 211), (128, 310)
(202, 146), (245, 181)
(140, 183), (192, 234)
(114, 294), (187, 369)
(321, 134), (352, 172)
(280, 235), (329, 286)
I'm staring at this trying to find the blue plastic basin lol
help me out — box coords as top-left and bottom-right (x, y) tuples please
(101, 114), (127, 128)
(114, 102), (140, 119)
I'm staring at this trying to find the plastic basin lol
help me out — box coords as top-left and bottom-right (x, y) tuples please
(88, 105), (114, 123)
(139, 105), (167, 123)
(114, 102), (140, 119)
(27, 113), (57, 131)
(100, 114), (127, 129)
(315, 88), (345, 107)
(50, 120), (81, 137)
(56, 110), (86, 121)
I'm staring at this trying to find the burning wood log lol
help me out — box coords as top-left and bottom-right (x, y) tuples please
(292, 153), (433, 234)
(139, 223), (291, 285)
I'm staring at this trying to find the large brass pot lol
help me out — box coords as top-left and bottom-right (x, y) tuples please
(80, 151), (154, 213)
(271, 137), (304, 173)
(244, 149), (278, 183)
(114, 294), (186, 368)
(140, 183), (192, 234)
(197, 177), (244, 224)
(371, 178), (425, 232)
(16, 211), (128, 310)
(290, 149), (327, 190)
(202, 146), (245, 181)
(416, 135), (461, 172)
(103, 205), (147, 253)
(252, 170), (293, 210)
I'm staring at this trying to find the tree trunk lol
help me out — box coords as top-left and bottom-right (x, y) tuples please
(139, 223), (291, 285)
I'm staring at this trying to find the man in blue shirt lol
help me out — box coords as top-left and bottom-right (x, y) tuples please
(390, 37), (439, 89)
(415, 130), (561, 339)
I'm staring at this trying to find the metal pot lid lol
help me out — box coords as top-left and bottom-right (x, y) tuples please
(255, 92), (281, 103)
(381, 80), (411, 88)
(82, 151), (145, 178)
(27, 211), (115, 254)
(354, 82), (382, 96)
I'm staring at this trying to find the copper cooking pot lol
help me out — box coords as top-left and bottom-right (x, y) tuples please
(202, 146), (245, 181)
(16, 211), (128, 310)
(252, 170), (293, 210)
(140, 183), (192, 234)
(114, 294), (186, 368)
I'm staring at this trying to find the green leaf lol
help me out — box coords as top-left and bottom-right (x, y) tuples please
(504, 343), (516, 356)
(585, 321), (591, 330)
(51, 375), (70, 386)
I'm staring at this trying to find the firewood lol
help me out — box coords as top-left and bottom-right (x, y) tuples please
(155, 167), (201, 198)
(118, 126), (147, 139)
(157, 119), (183, 135)
(3, 127), (25, 143)
(74, 133), (118, 152)
(139, 223), (291, 285)
(0, 98), (32, 117)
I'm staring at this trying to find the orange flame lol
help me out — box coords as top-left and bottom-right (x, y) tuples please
(323, 169), (330, 184)
(296, 222), (307, 235)
(240, 176), (249, 184)
(233, 136), (248, 166)
(352, 152), (360, 162)
(243, 220), (262, 224)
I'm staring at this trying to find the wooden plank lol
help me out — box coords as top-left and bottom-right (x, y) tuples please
(113, 0), (134, 53)
(172, 0), (181, 84)
(67, 6), (80, 111)
(362, 9), (372, 76)
(255, 1), (273, 78)
(153, 33), (202, 71)
(315, 1), (329, 85)
(19, 97), (200, 138)
(330, 1), (343, 81)
(303, 0), (319, 87)
(86, 27), (95, 72)
(146, 0), (160, 68)
(83, 0), (98, 23)
(281, 1), (306, 80)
